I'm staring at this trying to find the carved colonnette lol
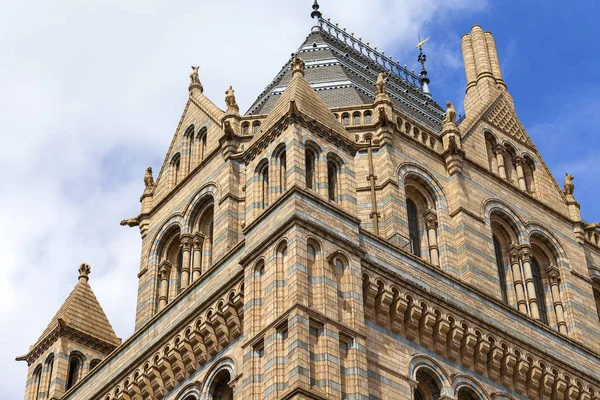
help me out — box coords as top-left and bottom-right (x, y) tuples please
(362, 267), (600, 400)
(84, 281), (244, 400)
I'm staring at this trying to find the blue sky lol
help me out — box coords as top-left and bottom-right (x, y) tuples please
(418, 0), (600, 221)
(0, 1), (598, 398)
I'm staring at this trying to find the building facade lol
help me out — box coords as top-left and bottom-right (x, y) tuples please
(18, 4), (600, 400)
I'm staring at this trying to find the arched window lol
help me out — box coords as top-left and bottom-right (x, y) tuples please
(352, 111), (361, 125)
(196, 203), (214, 276)
(531, 257), (548, 325)
(493, 235), (508, 303)
(90, 359), (101, 370)
(32, 364), (42, 399)
(364, 110), (372, 124)
(414, 368), (441, 400)
(305, 146), (317, 190)
(342, 113), (350, 126)
(253, 121), (261, 135)
(276, 146), (287, 194)
(196, 128), (208, 163)
(170, 153), (181, 188)
(210, 370), (233, 400)
(306, 241), (318, 309)
(257, 160), (269, 209)
(66, 354), (83, 390)
(276, 242), (287, 312)
(484, 132), (497, 172)
(407, 199), (421, 256)
(45, 354), (54, 395)
(242, 122), (250, 135)
(158, 227), (182, 309)
(457, 387), (479, 400)
(522, 155), (536, 195)
(504, 144), (517, 184)
(327, 156), (341, 202)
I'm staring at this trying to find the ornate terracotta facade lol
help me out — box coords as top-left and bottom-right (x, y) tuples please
(18, 7), (600, 400)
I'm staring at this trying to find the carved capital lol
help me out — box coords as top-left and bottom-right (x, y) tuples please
(513, 155), (525, 167)
(180, 234), (193, 251)
(159, 260), (173, 281)
(78, 263), (91, 282)
(493, 144), (506, 155)
(547, 264), (560, 284)
(508, 243), (520, 264)
(193, 233), (205, 249)
(423, 209), (438, 230)
(519, 244), (532, 262)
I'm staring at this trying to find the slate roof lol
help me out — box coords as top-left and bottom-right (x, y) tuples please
(246, 19), (445, 132)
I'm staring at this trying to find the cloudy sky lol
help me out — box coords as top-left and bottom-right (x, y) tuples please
(1, 0), (599, 398)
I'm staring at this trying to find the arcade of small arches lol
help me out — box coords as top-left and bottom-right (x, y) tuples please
(484, 131), (537, 197)
(254, 140), (347, 211)
(487, 203), (570, 333)
(168, 125), (210, 190)
(334, 109), (373, 126)
(29, 351), (102, 400)
(154, 195), (215, 311)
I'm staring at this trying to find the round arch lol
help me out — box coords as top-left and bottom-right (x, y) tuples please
(482, 200), (527, 244)
(408, 355), (453, 399)
(182, 183), (219, 234)
(452, 374), (489, 400)
(200, 357), (237, 398)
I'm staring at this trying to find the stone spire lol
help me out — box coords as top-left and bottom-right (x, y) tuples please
(416, 36), (432, 98)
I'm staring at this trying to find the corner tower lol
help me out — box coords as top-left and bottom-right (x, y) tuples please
(17, 264), (121, 400)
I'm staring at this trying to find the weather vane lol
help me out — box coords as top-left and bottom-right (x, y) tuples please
(416, 35), (430, 72)
(415, 35), (432, 97)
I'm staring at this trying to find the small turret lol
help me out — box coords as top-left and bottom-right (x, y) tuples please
(16, 264), (121, 399)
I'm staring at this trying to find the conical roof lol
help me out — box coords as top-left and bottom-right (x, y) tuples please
(35, 264), (121, 348)
(247, 19), (445, 131)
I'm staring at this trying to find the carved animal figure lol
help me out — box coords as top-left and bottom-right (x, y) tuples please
(190, 66), (200, 84)
(564, 173), (575, 195)
(376, 72), (388, 95)
(144, 167), (154, 188)
(378, 107), (389, 127)
(120, 217), (140, 227)
(444, 101), (456, 124)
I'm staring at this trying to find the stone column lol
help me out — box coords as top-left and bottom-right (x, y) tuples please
(158, 261), (172, 310)
(520, 245), (540, 320)
(514, 156), (527, 191)
(493, 145), (506, 178)
(423, 209), (440, 267)
(180, 234), (192, 290)
(191, 233), (204, 282)
(548, 265), (568, 334)
(508, 244), (528, 314)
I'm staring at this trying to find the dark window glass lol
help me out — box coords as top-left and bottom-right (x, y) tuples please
(306, 149), (315, 189)
(493, 236), (508, 303)
(327, 161), (338, 201)
(407, 199), (421, 256)
(531, 257), (548, 324)
(66, 356), (81, 390)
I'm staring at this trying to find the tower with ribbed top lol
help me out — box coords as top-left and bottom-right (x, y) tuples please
(18, 2), (600, 400)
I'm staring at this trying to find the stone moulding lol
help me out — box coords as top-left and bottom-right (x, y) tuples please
(362, 268), (600, 400)
(63, 281), (244, 400)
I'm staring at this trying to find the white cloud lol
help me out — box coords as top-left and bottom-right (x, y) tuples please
(0, 0), (486, 398)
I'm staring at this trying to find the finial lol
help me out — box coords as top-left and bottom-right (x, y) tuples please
(291, 57), (306, 78)
(416, 35), (432, 97)
(311, 0), (322, 19)
(78, 263), (91, 282)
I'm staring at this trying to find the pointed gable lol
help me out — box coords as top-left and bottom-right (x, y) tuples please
(483, 94), (534, 146)
(257, 59), (350, 142)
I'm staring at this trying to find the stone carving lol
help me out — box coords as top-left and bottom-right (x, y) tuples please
(144, 167), (154, 188)
(78, 263), (91, 281)
(291, 57), (305, 77)
(378, 107), (389, 127)
(120, 217), (140, 227)
(376, 72), (388, 95)
(225, 86), (239, 112)
(563, 173), (574, 195)
(448, 134), (459, 154)
(190, 66), (200, 84)
(444, 101), (457, 124)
